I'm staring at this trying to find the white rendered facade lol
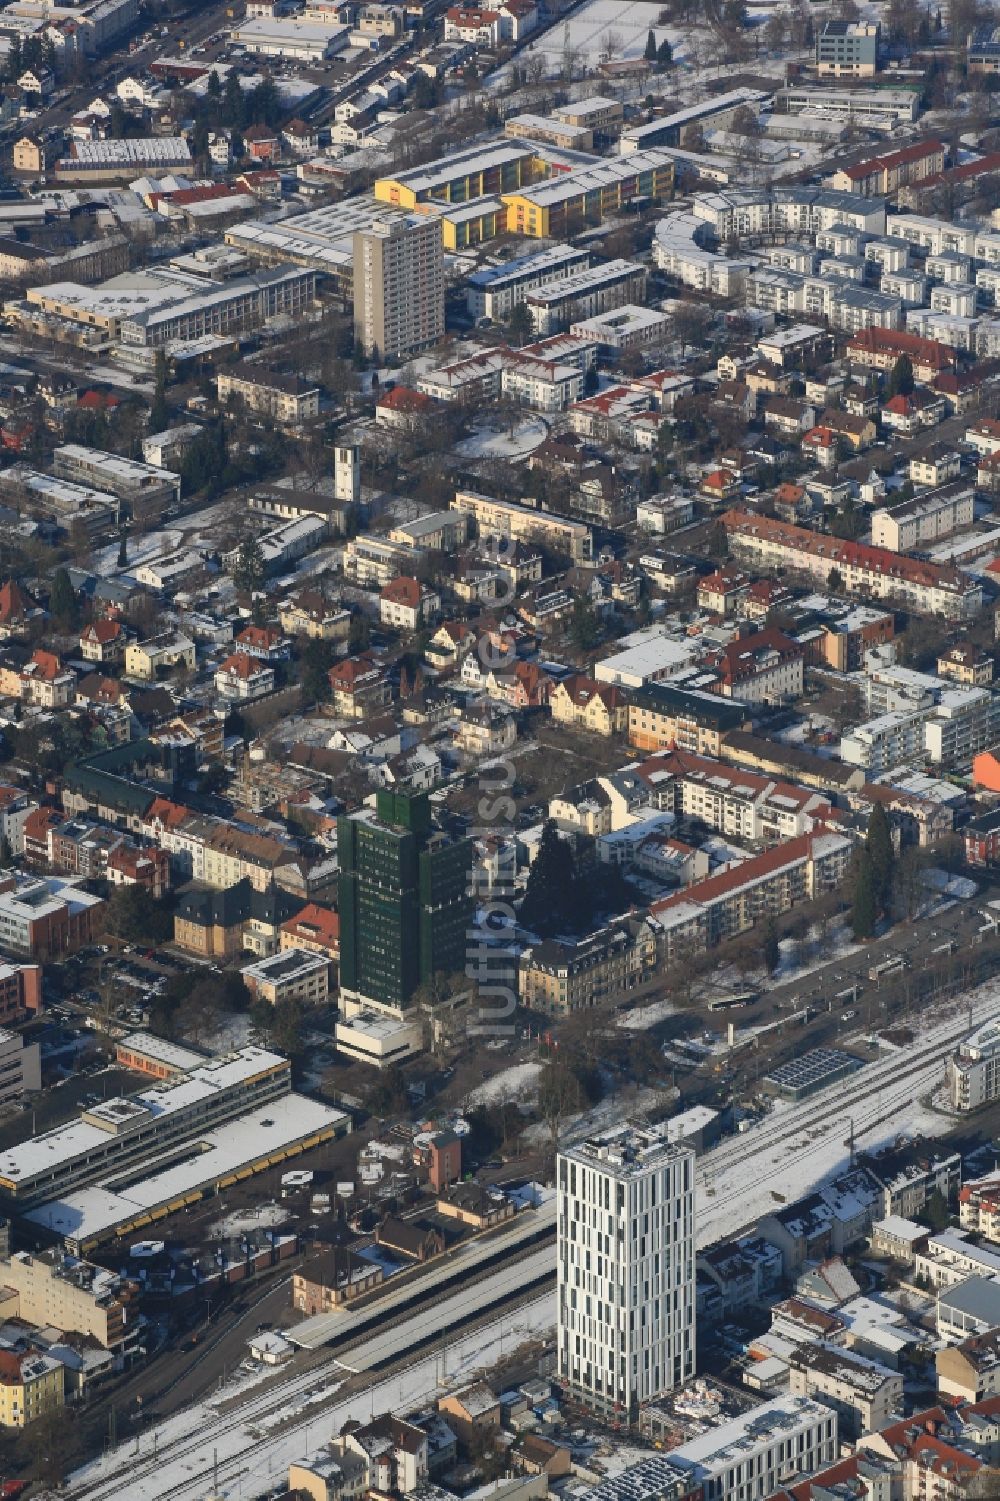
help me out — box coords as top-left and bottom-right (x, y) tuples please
(557, 1123), (695, 1419)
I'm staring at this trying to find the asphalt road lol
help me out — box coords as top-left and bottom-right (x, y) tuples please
(672, 887), (1000, 1107)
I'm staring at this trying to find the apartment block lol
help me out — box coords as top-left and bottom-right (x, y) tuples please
(871, 485), (974, 552)
(353, 215), (444, 361)
(788, 1343), (903, 1438)
(452, 489), (593, 563)
(241, 948), (330, 1007)
(628, 683), (747, 757)
(519, 916), (659, 1015)
(524, 259), (647, 337)
(502, 149), (675, 238)
(652, 831), (852, 957)
(216, 365), (321, 424)
(832, 139), (943, 197)
(947, 1017), (1000, 1110)
(635, 750), (832, 844)
(723, 509), (983, 619)
(466, 243), (590, 322)
(668, 1396), (836, 1501)
(0, 1350), (63, 1428)
(0, 1250), (135, 1348)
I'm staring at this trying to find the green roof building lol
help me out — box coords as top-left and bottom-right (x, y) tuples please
(337, 790), (472, 1012)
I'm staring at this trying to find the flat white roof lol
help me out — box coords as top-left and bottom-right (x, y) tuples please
(118, 1032), (205, 1072)
(572, 304), (667, 333)
(234, 16), (347, 38)
(0, 1044), (287, 1185)
(69, 137), (191, 166)
(337, 1009), (417, 1041)
(595, 635), (694, 683)
(25, 1093), (346, 1245)
(669, 1396), (830, 1471)
(56, 443), (177, 484)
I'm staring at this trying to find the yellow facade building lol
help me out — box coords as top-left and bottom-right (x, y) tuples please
(0, 1350), (63, 1427)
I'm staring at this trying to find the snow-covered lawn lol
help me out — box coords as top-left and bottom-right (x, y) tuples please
(464, 1060), (542, 1106)
(91, 527), (184, 575)
(494, 0), (695, 79)
(454, 414), (549, 460)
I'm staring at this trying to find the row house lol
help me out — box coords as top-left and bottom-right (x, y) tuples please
(722, 509), (984, 619)
(485, 659), (551, 709)
(203, 825), (298, 895)
(846, 326), (957, 381)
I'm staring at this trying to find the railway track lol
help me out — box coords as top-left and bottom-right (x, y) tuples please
(65, 987), (1000, 1499)
(65, 1243), (556, 1501)
(696, 989), (994, 1244)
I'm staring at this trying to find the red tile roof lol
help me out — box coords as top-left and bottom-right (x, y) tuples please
(218, 651), (269, 680)
(378, 385), (436, 413)
(840, 138), (944, 181)
(722, 508), (973, 594)
(847, 326), (956, 371)
(652, 831), (835, 914)
(381, 575), (423, 608)
(0, 580), (33, 624)
(81, 619), (122, 645)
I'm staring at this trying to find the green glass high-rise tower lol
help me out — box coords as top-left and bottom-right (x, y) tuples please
(337, 790), (473, 1012)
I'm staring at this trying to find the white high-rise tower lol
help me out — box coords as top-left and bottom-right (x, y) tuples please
(557, 1122), (695, 1420)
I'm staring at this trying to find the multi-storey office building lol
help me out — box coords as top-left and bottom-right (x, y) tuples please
(557, 1123), (696, 1419)
(337, 790), (472, 1014)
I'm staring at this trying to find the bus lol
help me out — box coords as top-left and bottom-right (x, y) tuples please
(708, 991), (759, 1011)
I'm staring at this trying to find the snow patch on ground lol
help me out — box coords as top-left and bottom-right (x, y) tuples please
(464, 1061), (542, 1106)
(490, 0), (695, 81)
(209, 1202), (290, 1238)
(65, 1295), (555, 1501)
(617, 996), (679, 1030)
